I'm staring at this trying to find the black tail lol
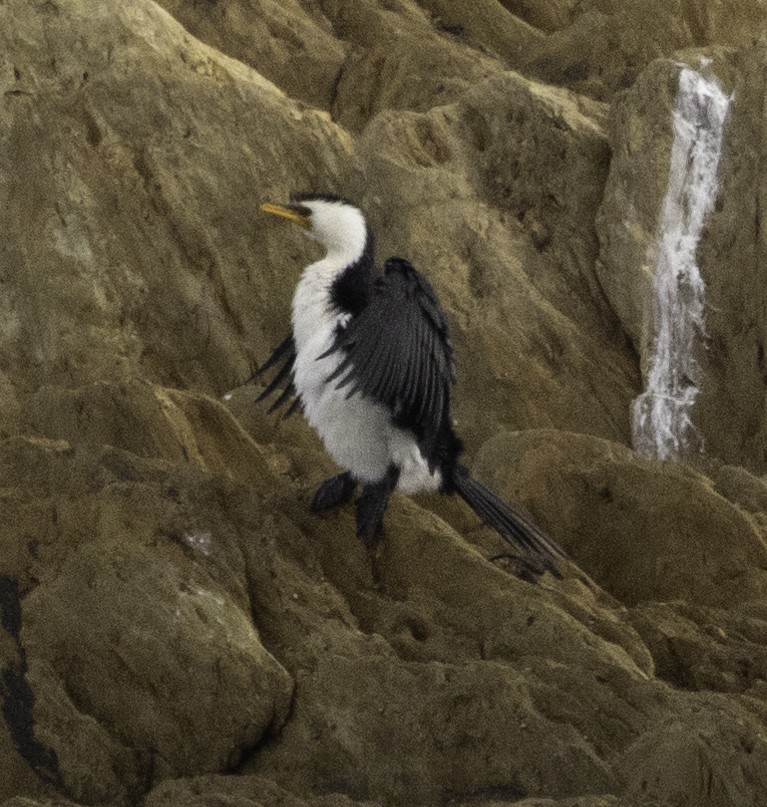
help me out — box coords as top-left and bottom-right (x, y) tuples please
(450, 464), (566, 575)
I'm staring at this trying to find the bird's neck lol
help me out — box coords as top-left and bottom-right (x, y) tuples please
(291, 257), (354, 350)
(292, 232), (375, 350)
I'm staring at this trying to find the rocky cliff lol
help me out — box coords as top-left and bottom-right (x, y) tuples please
(2, 2), (767, 806)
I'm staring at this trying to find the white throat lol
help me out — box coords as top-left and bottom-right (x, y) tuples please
(303, 199), (369, 268)
(289, 199), (370, 348)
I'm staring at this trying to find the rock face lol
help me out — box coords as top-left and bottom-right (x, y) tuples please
(596, 47), (767, 471)
(1, 2), (767, 807)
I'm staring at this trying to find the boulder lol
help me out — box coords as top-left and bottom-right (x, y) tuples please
(473, 429), (767, 607)
(0, 0), (349, 406)
(154, 0), (347, 111)
(24, 541), (293, 803)
(525, 0), (766, 100)
(596, 45), (767, 471)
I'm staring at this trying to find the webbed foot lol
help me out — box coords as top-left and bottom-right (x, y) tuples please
(311, 472), (357, 513)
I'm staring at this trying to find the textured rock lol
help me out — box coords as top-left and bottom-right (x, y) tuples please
(1, 1), (767, 807)
(0, 435), (295, 804)
(498, 0), (579, 34)
(618, 698), (767, 807)
(25, 541), (293, 803)
(629, 601), (767, 695)
(474, 429), (767, 607)
(415, 0), (546, 66)
(245, 509), (643, 802)
(525, 0), (767, 101)
(154, 0), (346, 111)
(596, 45), (767, 472)
(146, 775), (376, 807)
(1, 800), (83, 807)
(315, 0), (506, 133)
(0, 0), (349, 404)
(155, 0), (510, 133)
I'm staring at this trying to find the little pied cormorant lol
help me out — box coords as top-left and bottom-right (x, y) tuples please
(254, 194), (565, 578)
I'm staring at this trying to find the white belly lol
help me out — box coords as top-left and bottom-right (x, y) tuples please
(292, 326), (441, 493)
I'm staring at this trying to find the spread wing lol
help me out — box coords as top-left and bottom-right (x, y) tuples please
(249, 334), (302, 417)
(322, 257), (455, 470)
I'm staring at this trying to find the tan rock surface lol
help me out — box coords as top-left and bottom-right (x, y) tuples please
(596, 43), (767, 471)
(146, 775), (377, 807)
(0, 2), (766, 807)
(26, 540), (293, 803)
(154, 0), (347, 111)
(524, 0), (767, 101)
(474, 429), (767, 607)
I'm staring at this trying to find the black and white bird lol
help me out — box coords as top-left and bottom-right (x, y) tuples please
(253, 194), (565, 577)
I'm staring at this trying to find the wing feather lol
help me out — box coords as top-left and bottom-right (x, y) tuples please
(322, 258), (455, 469)
(250, 334), (301, 417)
(249, 334), (294, 381)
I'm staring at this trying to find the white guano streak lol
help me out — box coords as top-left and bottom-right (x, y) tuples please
(632, 67), (731, 461)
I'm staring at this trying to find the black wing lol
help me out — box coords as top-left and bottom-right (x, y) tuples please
(322, 257), (455, 469)
(249, 334), (302, 417)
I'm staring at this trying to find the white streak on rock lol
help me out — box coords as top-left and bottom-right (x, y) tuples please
(632, 67), (731, 461)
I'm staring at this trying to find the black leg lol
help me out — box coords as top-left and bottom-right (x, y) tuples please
(356, 466), (400, 550)
(311, 472), (357, 513)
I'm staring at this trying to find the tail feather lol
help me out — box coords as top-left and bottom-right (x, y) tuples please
(451, 464), (566, 572)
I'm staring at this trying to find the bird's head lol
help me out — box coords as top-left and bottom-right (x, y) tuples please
(260, 194), (371, 265)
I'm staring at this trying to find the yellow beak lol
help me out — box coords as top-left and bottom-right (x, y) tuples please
(260, 202), (311, 230)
